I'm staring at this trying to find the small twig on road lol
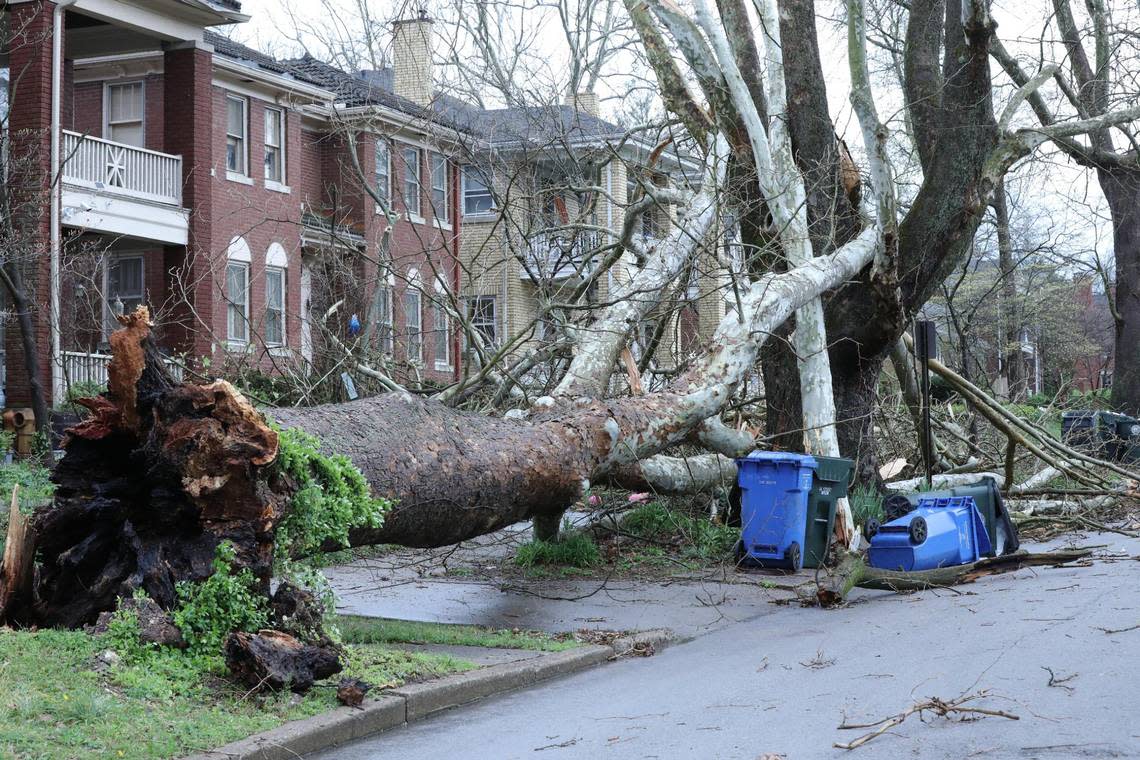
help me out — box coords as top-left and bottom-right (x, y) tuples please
(835, 690), (1019, 750)
(534, 738), (578, 751)
(1041, 666), (1078, 693)
(1096, 622), (1140, 635)
(800, 649), (836, 670)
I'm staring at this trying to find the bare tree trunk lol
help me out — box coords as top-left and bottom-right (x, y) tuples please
(993, 181), (1023, 400)
(1, 262), (50, 435)
(1103, 168), (1140, 415)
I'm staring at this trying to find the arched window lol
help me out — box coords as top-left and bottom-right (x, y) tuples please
(265, 243), (288, 347)
(226, 237), (251, 344)
(405, 268), (422, 364)
(433, 276), (451, 371)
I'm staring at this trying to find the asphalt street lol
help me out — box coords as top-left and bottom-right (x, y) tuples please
(311, 534), (1140, 760)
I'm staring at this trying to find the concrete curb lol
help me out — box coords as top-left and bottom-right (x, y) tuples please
(182, 634), (673, 760)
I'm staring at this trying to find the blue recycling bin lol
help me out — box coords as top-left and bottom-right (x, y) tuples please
(734, 451), (818, 570)
(868, 496), (992, 572)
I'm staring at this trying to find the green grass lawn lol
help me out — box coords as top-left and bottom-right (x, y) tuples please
(0, 626), (474, 760)
(335, 615), (580, 652)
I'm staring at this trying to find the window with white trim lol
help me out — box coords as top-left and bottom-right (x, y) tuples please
(105, 254), (144, 335)
(405, 275), (423, 363)
(462, 167), (493, 216)
(226, 237), (251, 344)
(373, 278), (393, 354)
(430, 152), (449, 225)
(403, 146), (422, 217)
(264, 107), (285, 184)
(433, 279), (450, 369)
(265, 270), (286, 346)
(466, 296), (497, 347)
(226, 95), (248, 175)
(375, 139), (391, 208)
(105, 82), (145, 147)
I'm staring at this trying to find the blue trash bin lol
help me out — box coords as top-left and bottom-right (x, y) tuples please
(734, 451), (818, 570)
(868, 496), (992, 572)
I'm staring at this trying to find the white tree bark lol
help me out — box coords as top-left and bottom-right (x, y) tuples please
(694, 0), (858, 543)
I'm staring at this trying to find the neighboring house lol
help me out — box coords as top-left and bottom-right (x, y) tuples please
(1, 0), (714, 409)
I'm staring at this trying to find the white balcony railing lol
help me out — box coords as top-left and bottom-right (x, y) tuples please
(63, 351), (185, 388)
(522, 231), (599, 281)
(61, 131), (183, 207)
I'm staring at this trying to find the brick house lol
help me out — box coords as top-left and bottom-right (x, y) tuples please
(1, 0), (714, 410)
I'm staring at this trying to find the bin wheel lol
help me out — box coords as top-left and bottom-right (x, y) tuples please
(864, 518), (881, 540)
(785, 542), (801, 571)
(908, 515), (928, 545)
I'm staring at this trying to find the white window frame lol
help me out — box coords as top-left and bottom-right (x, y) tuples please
(405, 269), (423, 364)
(264, 243), (288, 348)
(225, 94), (249, 180)
(103, 80), (145, 148)
(430, 151), (450, 227)
(264, 106), (286, 189)
(403, 146), (423, 221)
(226, 237), (252, 346)
(462, 166), (494, 218)
(103, 253), (145, 338)
(372, 270), (395, 355)
(466, 295), (498, 348)
(375, 139), (391, 212)
(433, 278), (451, 371)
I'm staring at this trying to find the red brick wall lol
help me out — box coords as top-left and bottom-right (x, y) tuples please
(4, 0), (56, 406)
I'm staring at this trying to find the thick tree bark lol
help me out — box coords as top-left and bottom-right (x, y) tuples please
(1103, 168), (1140, 415)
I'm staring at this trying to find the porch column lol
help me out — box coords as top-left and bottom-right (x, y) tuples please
(163, 39), (215, 358)
(5, 0), (58, 408)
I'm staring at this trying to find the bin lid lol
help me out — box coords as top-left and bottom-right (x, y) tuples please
(736, 450), (819, 469)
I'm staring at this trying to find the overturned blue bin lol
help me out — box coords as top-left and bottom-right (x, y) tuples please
(868, 496), (992, 572)
(734, 452), (818, 570)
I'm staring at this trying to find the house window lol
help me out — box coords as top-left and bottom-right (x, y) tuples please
(375, 139), (391, 208)
(105, 82), (145, 147)
(226, 262), (250, 343)
(265, 268), (286, 346)
(466, 296), (497, 346)
(433, 281), (450, 370)
(373, 280), (393, 354)
(431, 152), (449, 225)
(226, 95), (248, 175)
(403, 147), (422, 217)
(405, 280), (423, 363)
(105, 254), (144, 334)
(264, 107), (285, 184)
(462, 167), (493, 216)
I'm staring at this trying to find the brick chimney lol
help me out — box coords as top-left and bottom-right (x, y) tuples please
(392, 11), (434, 107)
(564, 89), (600, 117)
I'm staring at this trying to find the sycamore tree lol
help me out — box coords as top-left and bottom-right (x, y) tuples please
(5, 0), (1140, 628)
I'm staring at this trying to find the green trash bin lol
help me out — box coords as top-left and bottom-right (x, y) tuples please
(1117, 417), (1140, 465)
(803, 456), (854, 568)
(902, 476), (1019, 556)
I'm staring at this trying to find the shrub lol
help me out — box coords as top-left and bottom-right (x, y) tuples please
(272, 426), (391, 557)
(849, 485), (884, 529)
(172, 542), (270, 656)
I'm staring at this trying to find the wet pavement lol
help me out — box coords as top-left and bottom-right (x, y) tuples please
(314, 532), (1140, 759)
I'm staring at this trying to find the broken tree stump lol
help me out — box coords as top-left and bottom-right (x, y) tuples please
(0, 486), (36, 624)
(225, 630), (343, 693)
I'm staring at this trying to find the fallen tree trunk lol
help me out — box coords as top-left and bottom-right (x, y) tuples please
(813, 547), (1094, 607)
(0, 486), (35, 624)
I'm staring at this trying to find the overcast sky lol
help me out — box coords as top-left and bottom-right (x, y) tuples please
(229, 0), (1118, 274)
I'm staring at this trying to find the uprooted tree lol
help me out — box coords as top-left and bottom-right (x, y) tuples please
(2, 0), (1138, 646)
